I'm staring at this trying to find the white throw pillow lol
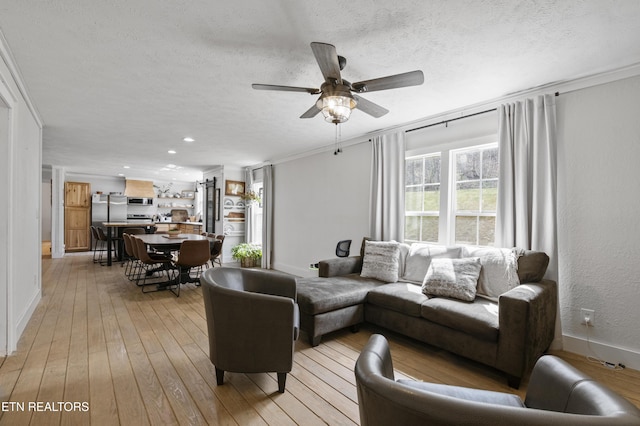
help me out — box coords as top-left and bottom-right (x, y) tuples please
(402, 243), (462, 283)
(421, 257), (482, 302)
(462, 247), (520, 301)
(360, 240), (400, 283)
(397, 242), (411, 278)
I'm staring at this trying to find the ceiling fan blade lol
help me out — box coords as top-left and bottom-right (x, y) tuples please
(252, 83), (320, 94)
(300, 103), (321, 119)
(352, 70), (424, 93)
(353, 94), (389, 118)
(310, 42), (342, 84)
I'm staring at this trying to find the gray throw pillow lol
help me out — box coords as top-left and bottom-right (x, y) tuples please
(361, 240), (400, 283)
(422, 257), (482, 302)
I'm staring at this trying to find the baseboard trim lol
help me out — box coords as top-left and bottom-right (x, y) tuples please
(563, 333), (640, 371)
(12, 289), (41, 353)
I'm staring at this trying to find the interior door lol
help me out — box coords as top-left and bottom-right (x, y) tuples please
(205, 181), (217, 234)
(64, 182), (91, 251)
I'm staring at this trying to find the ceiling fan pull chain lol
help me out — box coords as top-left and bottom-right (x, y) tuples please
(334, 123), (343, 155)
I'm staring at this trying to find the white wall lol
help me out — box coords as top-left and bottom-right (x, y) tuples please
(272, 141), (372, 277)
(0, 35), (43, 354)
(556, 74), (640, 368)
(270, 73), (640, 368)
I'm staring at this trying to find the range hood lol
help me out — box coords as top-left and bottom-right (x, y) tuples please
(124, 179), (156, 198)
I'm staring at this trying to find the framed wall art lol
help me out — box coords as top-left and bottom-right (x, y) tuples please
(224, 180), (245, 196)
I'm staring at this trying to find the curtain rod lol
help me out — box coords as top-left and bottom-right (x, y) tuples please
(405, 92), (562, 134)
(405, 108), (497, 133)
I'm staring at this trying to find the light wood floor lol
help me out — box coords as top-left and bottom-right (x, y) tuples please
(1, 254), (638, 425)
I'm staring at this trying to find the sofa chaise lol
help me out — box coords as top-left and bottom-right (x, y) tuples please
(296, 240), (557, 387)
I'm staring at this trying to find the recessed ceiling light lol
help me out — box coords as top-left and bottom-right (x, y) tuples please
(183, 137), (195, 142)
(118, 173), (125, 176)
(167, 164), (177, 169)
(123, 165), (130, 169)
(168, 150), (176, 154)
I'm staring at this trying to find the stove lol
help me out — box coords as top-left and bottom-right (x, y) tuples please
(127, 214), (153, 222)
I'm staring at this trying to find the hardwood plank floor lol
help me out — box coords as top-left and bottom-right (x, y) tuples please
(0, 253), (638, 425)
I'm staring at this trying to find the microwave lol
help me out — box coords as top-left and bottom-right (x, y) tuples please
(127, 197), (154, 205)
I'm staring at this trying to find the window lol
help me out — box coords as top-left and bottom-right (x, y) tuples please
(405, 143), (498, 246)
(405, 154), (441, 243)
(248, 182), (263, 245)
(452, 145), (498, 246)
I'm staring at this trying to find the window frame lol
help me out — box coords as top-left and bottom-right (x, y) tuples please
(449, 143), (499, 246)
(405, 134), (498, 246)
(405, 152), (442, 244)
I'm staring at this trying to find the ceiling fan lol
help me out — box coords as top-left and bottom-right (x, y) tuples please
(252, 42), (424, 124)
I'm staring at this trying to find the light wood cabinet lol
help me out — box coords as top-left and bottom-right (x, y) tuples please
(178, 223), (202, 234)
(65, 182), (91, 252)
(155, 223), (202, 234)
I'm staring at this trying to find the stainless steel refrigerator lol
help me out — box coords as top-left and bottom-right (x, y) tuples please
(91, 193), (127, 227)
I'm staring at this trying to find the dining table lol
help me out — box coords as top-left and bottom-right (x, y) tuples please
(135, 233), (212, 251)
(134, 233), (215, 293)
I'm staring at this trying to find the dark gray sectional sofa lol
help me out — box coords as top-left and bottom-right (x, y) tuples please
(296, 245), (557, 387)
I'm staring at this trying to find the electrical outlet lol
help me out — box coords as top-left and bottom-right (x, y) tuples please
(581, 308), (595, 326)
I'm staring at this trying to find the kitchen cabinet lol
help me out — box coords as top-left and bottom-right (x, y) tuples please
(64, 182), (91, 251)
(179, 223), (202, 234)
(155, 223), (202, 235)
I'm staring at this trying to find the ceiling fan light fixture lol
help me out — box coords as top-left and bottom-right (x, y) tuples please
(318, 93), (357, 124)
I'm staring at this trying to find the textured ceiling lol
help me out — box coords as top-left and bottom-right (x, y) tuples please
(1, 0), (640, 182)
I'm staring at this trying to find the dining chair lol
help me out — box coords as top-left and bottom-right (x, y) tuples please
(95, 227), (117, 265)
(132, 237), (174, 293)
(122, 227), (145, 235)
(209, 237), (224, 267)
(90, 226), (103, 263)
(121, 233), (139, 280)
(171, 239), (211, 296)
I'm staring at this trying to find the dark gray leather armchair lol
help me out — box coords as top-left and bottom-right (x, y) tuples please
(355, 334), (640, 426)
(200, 267), (299, 393)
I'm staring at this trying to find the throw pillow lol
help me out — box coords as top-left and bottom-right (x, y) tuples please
(422, 257), (482, 302)
(360, 240), (400, 283)
(397, 242), (411, 278)
(403, 243), (462, 283)
(462, 247), (520, 301)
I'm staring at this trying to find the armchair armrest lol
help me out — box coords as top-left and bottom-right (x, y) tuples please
(319, 256), (363, 277)
(525, 355), (640, 418)
(497, 279), (558, 382)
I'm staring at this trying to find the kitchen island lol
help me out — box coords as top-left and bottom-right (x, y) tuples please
(102, 221), (203, 265)
(154, 222), (203, 234)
